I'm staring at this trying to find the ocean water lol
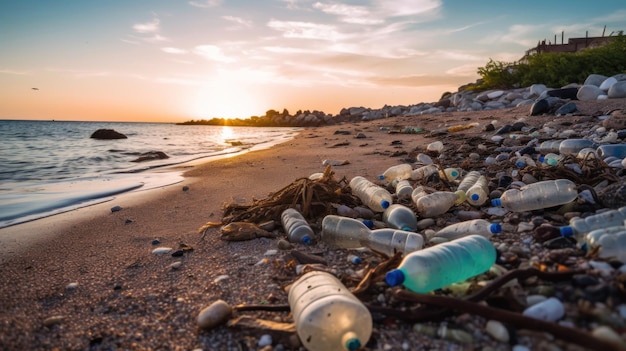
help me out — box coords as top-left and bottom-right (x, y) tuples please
(0, 120), (301, 228)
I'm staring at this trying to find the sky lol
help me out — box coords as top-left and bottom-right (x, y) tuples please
(1, 1), (624, 123)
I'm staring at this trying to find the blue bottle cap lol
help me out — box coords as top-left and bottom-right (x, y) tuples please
(560, 226), (574, 237)
(470, 193), (480, 201)
(451, 170), (459, 177)
(490, 223), (502, 234)
(378, 174), (385, 180)
(345, 337), (362, 351)
(491, 198), (502, 207)
(348, 255), (362, 264)
(385, 269), (405, 286)
(301, 235), (312, 245)
(515, 161), (525, 168)
(362, 219), (374, 229)
(381, 200), (390, 209)
(538, 155), (545, 163)
(401, 226), (413, 232)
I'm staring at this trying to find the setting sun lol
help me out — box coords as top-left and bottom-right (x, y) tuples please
(190, 81), (264, 120)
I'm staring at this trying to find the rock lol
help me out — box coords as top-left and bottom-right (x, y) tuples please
(111, 205), (122, 213)
(577, 85), (606, 101)
(599, 77), (618, 91)
(169, 261), (183, 270)
(530, 99), (549, 115)
(90, 129), (127, 139)
(258, 334), (273, 347)
(529, 84), (548, 96)
(43, 315), (65, 327)
(608, 81), (626, 98)
(584, 74), (608, 86)
(131, 151), (169, 163)
(197, 299), (233, 330)
(555, 101), (577, 115)
(152, 247), (173, 255)
(485, 320), (509, 342)
(522, 297), (564, 322)
(547, 87), (578, 100)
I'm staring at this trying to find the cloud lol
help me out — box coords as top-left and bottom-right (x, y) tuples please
(131, 17), (169, 43)
(0, 69), (31, 75)
(445, 64), (480, 77)
(133, 18), (160, 34)
(374, 0), (442, 18)
(366, 73), (467, 87)
(592, 9), (626, 24)
(267, 20), (346, 41)
(313, 2), (383, 25)
(447, 21), (488, 34)
(222, 15), (253, 28)
(481, 24), (543, 47)
(193, 45), (236, 62)
(162, 47), (188, 54)
(188, 0), (221, 8)
(46, 68), (111, 78)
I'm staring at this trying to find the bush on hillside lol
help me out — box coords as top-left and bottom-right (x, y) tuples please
(474, 34), (626, 91)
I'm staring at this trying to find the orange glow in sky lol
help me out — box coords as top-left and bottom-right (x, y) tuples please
(1, 1), (624, 122)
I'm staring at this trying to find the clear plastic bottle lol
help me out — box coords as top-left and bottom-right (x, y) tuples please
(491, 179), (577, 212)
(433, 219), (501, 241)
(349, 176), (392, 212)
(394, 179), (413, 200)
(385, 235), (496, 293)
(439, 168), (460, 181)
(281, 208), (314, 245)
(321, 215), (424, 256)
(382, 204), (418, 231)
(538, 153), (562, 166)
(379, 163), (412, 182)
(536, 140), (562, 154)
(558, 139), (599, 155)
(454, 171), (481, 204)
(412, 187), (458, 217)
(288, 271), (372, 351)
(597, 144), (626, 159)
(465, 175), (489, 206)
(559, 206), (626, 238)
(515, 155), (536, 169)
(410, 164), (438, 180)
(585, 225), (626, 247)
(594, 230), (626, 262)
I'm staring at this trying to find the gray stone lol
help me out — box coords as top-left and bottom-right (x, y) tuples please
(577, 85), (604, 101)
(599, 77), (617, 91)
(530, 84), (548, 96)
(555, 102), (577, 115)
(608, 81), (626, 98)
(612, 73), (626, 81)
(584, 74), (608, 87)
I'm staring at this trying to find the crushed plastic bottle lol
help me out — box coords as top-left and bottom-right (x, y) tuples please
(321, 215), (424, 256)
(379, 163), (412, 182)
(560, 206), (626, 239)
(288, 271), (372, 351)
(410, 164), (438, 180)
(412, 186), (459, 217)
(433, 219), (502, 241)
(394, 179), (413, 200)
(349, 176), (392, 212)
(385, 235), (496, 293)
(281, 208), (314, 245)
(382, 204), (418, 232)
(491, 179), (577, 212)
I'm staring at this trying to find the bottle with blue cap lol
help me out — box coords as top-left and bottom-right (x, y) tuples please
(382, 204), (418, 232)
(281, 208), (314, 245)
(454, 170), (481, 204)
(349, 176), (393, 212)
(288, 271), (372, 351)
(385, 235), (496, 293)
(465, 175), (489, 206)
(491, 179), (577, 212)
(433, 219), (501, 241)
(412, 186), (459, 217)
(559, 206), (626, 240)
(378, 163), (412, 182)
(586, 225), (626, 247)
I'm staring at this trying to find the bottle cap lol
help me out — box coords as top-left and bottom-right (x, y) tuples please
(381, 200), (390, 209)
(470, 193), (480, 201)
(538, 155), (545, 163)
(450, 170), (459, 178)
(490, 223), (502, 234)
(559, 226), (574, 237)
(385, 269), (405, 286)
(362, 219), (374, 229)
(345, 337), (362, 351)
(401, 226), (413, 232)
(491, 198), (502, 207)
(301, 235), (312, 245)
(378, 174), (385, 180)
(515, 161), (526, 168)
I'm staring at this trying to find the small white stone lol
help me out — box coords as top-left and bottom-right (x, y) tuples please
(592, 326), (625, 347)
(485, 320), (509, 342)
(402, 341), (410, 350)
(169, 261), (183, 270)
(197, 299), (232, 330)
(213, 274), (229, 284)
(258, 334), (272, 347)
(66, 282), (78, 290)
(152, 247), (173, 255)
(517, 222), (535, 232)
(523, 297), (564, 322)
(264, 249), (278, 256)
(512, 345), (530, 351)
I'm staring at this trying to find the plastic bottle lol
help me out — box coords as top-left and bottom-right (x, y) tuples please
(536, 140), (562, 154)
(597, 144), (626, 159)
(427, 141), (444, 153)
(593, 230), (626, 262)
(385, 235), (496, 293)
(394, 179), (413, 200)
(538, 153), (562, 166)
(349, 176), (392, 212)
(558, 139), (599, 156)
(410, 165), (438, 180)
(491, 179), (577, 212)
(321, 215), (424, 256)
(288, 271), (372, 351)
(379, 163), (412, 182)
(382, 204), (418, 231)
(465, 175), (489, 206)
(559, 206), (626, 238)
(585, 225), (626, 247)
(433, 219), (502, 241)
(454, 171), (481, 204)
(281, 208), (314, 245)
(412, 187), (458, 217)
(515, 155), (537, 169)
(439, 168), (460, 181)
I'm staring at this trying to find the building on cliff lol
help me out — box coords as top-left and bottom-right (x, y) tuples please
(520, 28), (623, 62)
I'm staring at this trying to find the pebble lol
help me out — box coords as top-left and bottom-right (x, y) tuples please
(66, 282), (78, 290)
(591, 326), (626, 348)
(152, 247), (173, 255)
(485, 320), (509, 342)
(277, 239), (292, 250)
(213, 275), (229, 283)
(110, 205), (122, 213)
(43, 315), (65, 327)
(522, 297), (564, 322)
(258, 334), (272, 347)
(169, 261), (183, 270)
(197, 299), (232, 330)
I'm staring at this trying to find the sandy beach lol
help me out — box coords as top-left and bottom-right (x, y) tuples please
(1, 99), (626, 350)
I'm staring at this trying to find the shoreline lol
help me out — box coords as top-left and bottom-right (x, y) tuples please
(1, 100), (626, 350)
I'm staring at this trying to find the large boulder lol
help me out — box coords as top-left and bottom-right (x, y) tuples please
(90, 129), (127, 139)
(576, 85), (604, 101)
(608, 81), (626, 99)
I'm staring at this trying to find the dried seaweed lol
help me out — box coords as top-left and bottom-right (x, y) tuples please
(221, 165), (359, 224)
(520, 154), (620, 186)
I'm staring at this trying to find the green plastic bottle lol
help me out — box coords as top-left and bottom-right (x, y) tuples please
(385, 235), (496, 293)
